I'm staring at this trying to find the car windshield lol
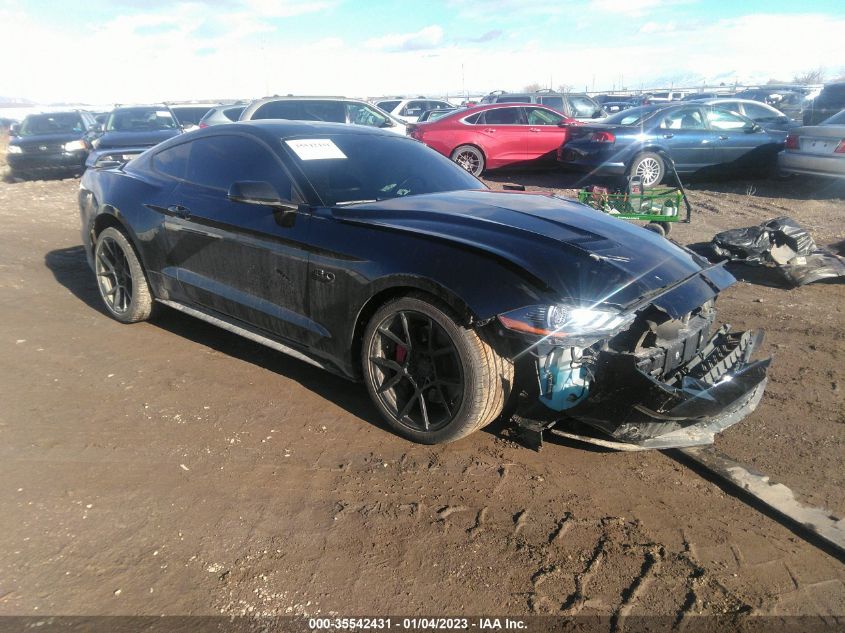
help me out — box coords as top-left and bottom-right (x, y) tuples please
(603, 106), (661, 126)
(821, 110), (845, 125)
(284, 133), (484, 206)
(106, 108), (178, 132)
(19, 113), (84, 136)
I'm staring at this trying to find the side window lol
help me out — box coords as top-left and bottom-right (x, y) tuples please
(742, 102), (776, 121)
(496, 96), (526, 103)
(525, 107), (564, 126)
(660, 108), (705, 130)
(568, 96), (599, 117)
(223, 106), (244, 122)
(481, 107), (525, 125)
(346, 103), (388, 127)
(298, 101), (345, 122)
(463, 112), (482, 124)
(400, 100), (426, 117)
(434, 101), (452, 110)
(707, 108), (749, 130)
(539, 96), (564, 111)
(376, 100), (401, 112)
(252, 101), (301, 120)
(152, 142), (191, 180)
(183, 135), (293, 199)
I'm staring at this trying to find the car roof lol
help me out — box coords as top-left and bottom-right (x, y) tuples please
(249, 95), (356, 104)
(197, 119), (400, 140)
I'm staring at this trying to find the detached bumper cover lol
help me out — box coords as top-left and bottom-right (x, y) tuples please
(551, 327), (770, 450)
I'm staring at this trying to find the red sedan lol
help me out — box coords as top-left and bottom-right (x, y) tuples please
(408, 103), (576, 176)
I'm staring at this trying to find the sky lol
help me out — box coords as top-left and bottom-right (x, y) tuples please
(3, 0), (844, 105)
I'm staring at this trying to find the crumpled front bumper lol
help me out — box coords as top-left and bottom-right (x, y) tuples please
(524, 326), (770, 451)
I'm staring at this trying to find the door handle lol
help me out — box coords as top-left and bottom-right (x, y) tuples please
(718, 135), (729, 140)
(529, 127), (541, 132)
(167, 205), (191, 219)
(484, 128), (496, 133)
(662, 133), (674, 139)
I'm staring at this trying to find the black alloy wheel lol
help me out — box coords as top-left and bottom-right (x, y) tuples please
(367, 309), (464, 433)
(94, 227), (154, 323)
(362, 294), (513, 444)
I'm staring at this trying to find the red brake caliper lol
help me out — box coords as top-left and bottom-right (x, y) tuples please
(395, 345), (407, 364)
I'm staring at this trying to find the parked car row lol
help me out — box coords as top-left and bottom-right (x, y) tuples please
(7, 85), (845, 184)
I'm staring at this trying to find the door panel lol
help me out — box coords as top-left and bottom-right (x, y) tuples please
(156, 134), (319, 344)
(523, 107), (569, 160)
(655, 107), (719, 170)
(478, 107), (529, 166)
(165, 183), (317, 342)
(706, 107), (763, 165)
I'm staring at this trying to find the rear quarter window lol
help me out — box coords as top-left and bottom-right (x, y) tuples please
(252, 101), (301, 120)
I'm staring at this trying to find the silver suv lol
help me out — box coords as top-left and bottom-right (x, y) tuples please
(479, 90), (606, 121)
(239, 96), (406, 134)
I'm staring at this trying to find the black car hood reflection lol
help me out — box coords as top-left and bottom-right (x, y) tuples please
(333, 190), (733, 311)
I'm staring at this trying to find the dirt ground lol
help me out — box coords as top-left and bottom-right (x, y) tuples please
(1, 143), (844, 626)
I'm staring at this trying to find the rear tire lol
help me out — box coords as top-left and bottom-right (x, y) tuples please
(94, 226), (154, 323)
(362, 293), (513, 444)
(451, 145), (486, 177)
(629, 152), (665, 188)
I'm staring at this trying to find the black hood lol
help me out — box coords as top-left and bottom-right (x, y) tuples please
(10, 132), (86, 149)
(333, 190), (734, 316)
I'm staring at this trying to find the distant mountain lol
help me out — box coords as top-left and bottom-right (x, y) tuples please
(0, 96), (36, 107)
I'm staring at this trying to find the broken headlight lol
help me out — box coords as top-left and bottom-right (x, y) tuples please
(498, 304), (635, 346)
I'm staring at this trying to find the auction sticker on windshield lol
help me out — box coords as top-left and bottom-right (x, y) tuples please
(285, 139), (347, 160)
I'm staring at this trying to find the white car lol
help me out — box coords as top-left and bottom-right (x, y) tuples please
(375, 98), (456, 123)
(239, 97), (407, 135)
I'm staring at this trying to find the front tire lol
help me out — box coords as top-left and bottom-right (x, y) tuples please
(94, 226), (154, 323)
(451, 145), (486, 177)
(362, 294), (513, 444)
(629, 152), (665, 188)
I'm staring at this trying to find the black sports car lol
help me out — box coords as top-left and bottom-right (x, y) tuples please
(78, 121), (769, 448)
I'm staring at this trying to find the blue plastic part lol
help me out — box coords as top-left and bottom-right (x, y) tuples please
(538, 354), (590, 412)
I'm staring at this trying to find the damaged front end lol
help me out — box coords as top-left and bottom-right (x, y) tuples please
(502, 265), (770, 451)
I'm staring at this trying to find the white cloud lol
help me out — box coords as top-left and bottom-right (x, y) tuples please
(590, 0), (688, 17)
(2, 7), (843, 105)
(365, 25), (445, 52)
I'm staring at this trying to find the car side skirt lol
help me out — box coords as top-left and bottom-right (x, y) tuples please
(156, 298), (341, 376)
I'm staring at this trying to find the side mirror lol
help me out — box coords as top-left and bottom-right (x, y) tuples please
(744, 122), (761, 133)
(228, 180), (297, 210)
(9, 123), (19, 136)
(592, 109), (604, 119)
(92, 123), (104, 134)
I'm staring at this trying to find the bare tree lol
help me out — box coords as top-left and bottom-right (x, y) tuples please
(792, 68), (825, 84)
(556, 84), (573, 93)
(522, 82), (544, 93)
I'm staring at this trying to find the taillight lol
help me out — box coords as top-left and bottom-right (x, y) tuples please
(590, 131), (615, 143)
(198, 121), (208, 128)
(835, 139), (845, 154)
(785, 133), (800, 150)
